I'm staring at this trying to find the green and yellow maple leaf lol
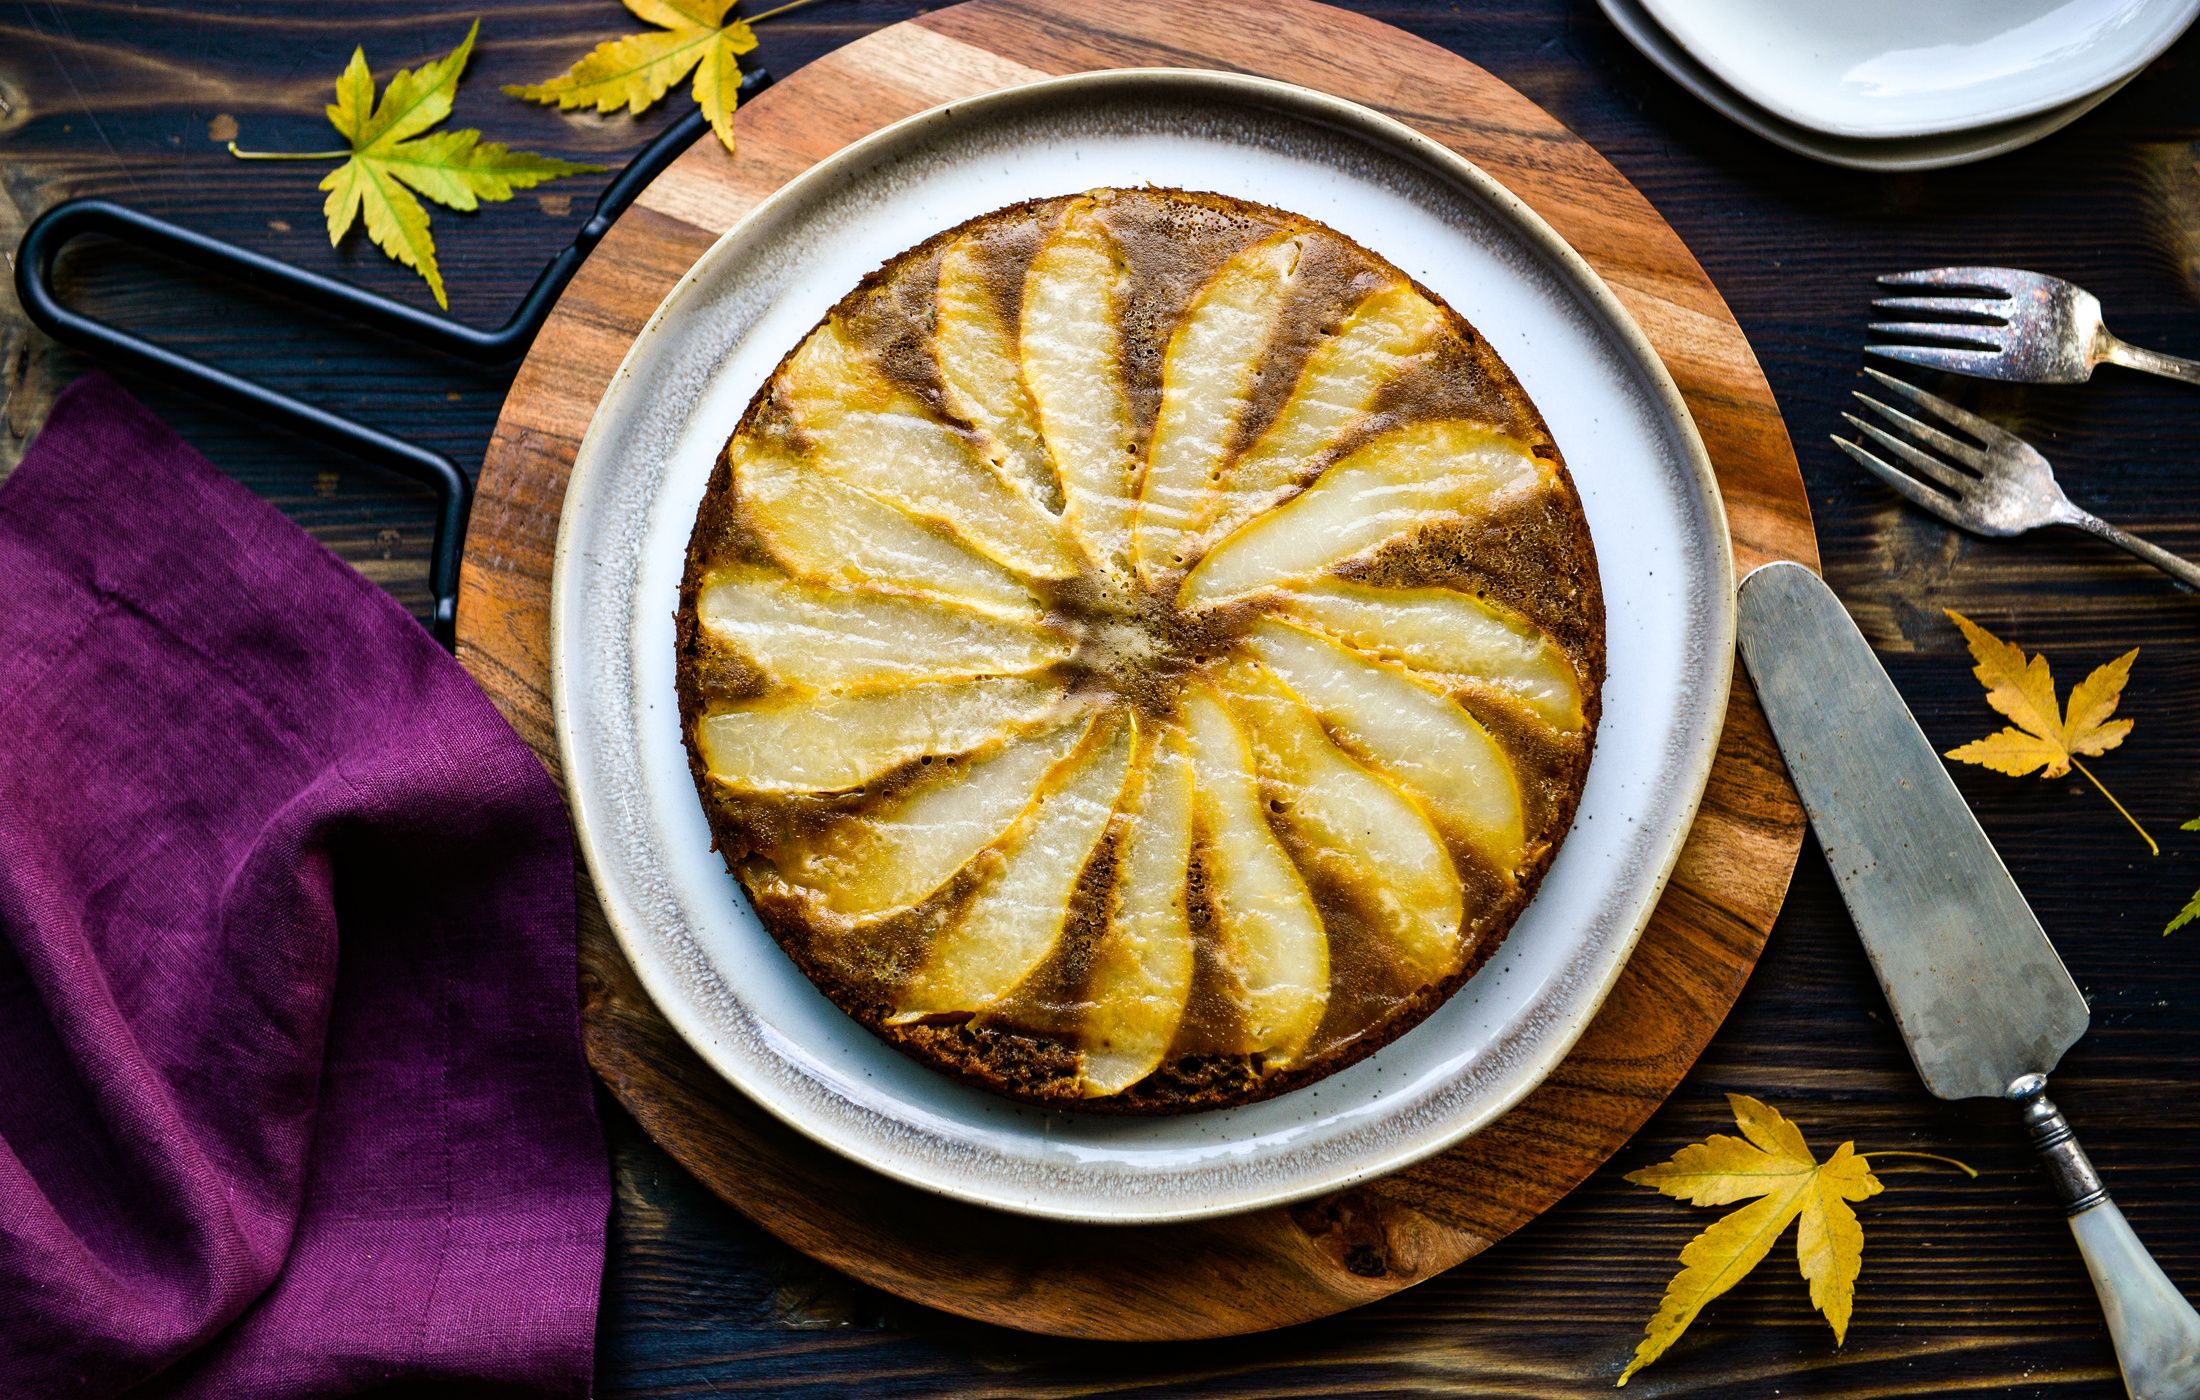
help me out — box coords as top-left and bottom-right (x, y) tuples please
(2169, 816), (2200, 935)
(2166, 886), (2200, 935)
(504, 0), (816, 153)
(1942, 609), (2155, 854)
(1618, 1094), (1971, 1386)
(231, 21), (603, 308)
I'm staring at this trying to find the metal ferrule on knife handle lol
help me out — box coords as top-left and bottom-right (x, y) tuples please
(2011, 1075), (2110, 1216)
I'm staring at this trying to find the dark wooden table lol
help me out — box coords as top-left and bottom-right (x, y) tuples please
(6, 3), (2198, 1394)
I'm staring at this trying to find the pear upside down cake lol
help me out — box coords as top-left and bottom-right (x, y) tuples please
(676, 187), (1604, 1112)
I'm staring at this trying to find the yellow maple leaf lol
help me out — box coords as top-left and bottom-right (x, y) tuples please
(504, 0), (817, 154)
(230, 21), (602, 308)
(1942, 609), (2153, 854)
(1618, 1095), (1883, 1385)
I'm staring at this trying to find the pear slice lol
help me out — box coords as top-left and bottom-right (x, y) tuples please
(1020, 201), (1137, 574)
(1079, 723), (1197, 1096)
(696, 567), (1071, 690)
(1183, 419), (1542, 609)
(935, 233), (1062, 512)
(772, 716), (1094, 921)
(1199, 280), (1445, 545)
(731, 437), (1039, 620)
(893, 714), (1135, 1021)
(696, 675), (1063, 795)
(1215, 658), (1464, 987)
(1242, 619), (1525, 871)
(1133, 233), (1305, 580)
(1278, 580), (1585, 731)
(779, 320), (1079, 581)
(1183, 683), (1329, 1066)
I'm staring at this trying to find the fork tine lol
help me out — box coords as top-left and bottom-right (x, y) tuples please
(1870, 295), (2010, 320)
(1864, 342), (2011, 378)
(1876, 267), (2029, 293)
(1851, 392), (1993, 472)
(1857, 366), (2018, 447)
(1842, 412), (1972, 491)
(1867, 320), (2002, 348)
(1832, 436), (1969, 525)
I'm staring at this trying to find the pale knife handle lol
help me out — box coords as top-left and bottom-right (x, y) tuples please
(2015, 1076), (2200, 1399)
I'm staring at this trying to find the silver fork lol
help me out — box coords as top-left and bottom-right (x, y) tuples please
(1870, 267), (2200, 387)
(1835, 367), (2200, 591)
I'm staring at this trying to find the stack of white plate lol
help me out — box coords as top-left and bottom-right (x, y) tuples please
(1599, 0), (2200, 171)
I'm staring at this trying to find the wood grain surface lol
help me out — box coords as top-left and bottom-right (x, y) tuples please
(460, 0), (1812, 1343)
(6, 1), (2198, 1394)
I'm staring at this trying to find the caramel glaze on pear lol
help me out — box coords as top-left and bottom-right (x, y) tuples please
(675, 188), (1604, 1113)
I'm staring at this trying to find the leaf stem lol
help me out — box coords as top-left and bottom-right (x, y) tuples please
(1858, 1150), (1978, 1178)
(746, 0), (826, 23)
(228, 142), (348, 161)
(2070, 759), (2158, 856)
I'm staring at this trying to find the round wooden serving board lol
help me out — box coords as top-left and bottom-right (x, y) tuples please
(458, 0), (1817, 1342)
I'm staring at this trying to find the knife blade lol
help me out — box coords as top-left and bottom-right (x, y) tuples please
(1737, 560), (2200, 1400)
(1735, 559), (2086, 1099)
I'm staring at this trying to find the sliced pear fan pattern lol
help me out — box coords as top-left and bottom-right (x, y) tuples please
(686, 191), (1596, 1102)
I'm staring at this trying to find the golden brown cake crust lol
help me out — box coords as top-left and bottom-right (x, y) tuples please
(675, 188), (1605, 1114)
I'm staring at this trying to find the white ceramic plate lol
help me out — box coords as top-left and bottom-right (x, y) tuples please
(1632, 0), (2194, 141)
(552, 69), (1734, 1224)
(1601, 0), (2136, 171)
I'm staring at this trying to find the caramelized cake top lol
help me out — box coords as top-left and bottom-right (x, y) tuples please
(676, 188), (1604, 1111)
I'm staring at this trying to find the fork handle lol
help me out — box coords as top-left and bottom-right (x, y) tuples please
(2064, 510), (2200, 592)
(2103, 336), (2200, 388)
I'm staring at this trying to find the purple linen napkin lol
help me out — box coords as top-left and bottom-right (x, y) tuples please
(0, 376), (608, 1397)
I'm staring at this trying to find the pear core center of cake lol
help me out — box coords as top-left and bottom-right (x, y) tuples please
(1051, 571), (1228, 715)
(1085, 615), (1168, 673)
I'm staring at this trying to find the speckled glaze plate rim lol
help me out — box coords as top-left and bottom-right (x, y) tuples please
(551, 67), (1734, 1224)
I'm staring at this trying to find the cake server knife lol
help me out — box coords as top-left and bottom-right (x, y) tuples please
(1736, 560), (2200, 1400)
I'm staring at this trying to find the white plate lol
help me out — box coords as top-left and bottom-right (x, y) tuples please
(552, 69), (1734, 1224)
(1632, 0), (2194, 140)
(1602, 0), (2136, 171)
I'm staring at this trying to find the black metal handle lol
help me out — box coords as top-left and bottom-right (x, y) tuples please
(12, 69), (769, 647)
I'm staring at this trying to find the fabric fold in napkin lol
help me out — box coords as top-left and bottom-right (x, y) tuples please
(0, 376), (608, 1398)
